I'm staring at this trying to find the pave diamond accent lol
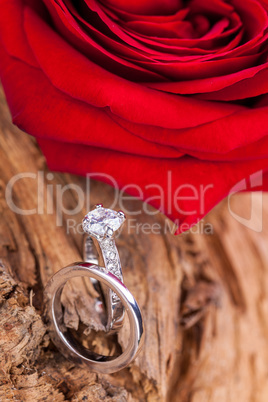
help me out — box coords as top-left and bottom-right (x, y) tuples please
(100, 238), (122, 280)
(107, 251), (116, 260)
(102, 239), (114, 249)
(99, 237), (123, 304)
(82, 207), (125, 238)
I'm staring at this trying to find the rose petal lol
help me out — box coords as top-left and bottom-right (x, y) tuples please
(22, 7), (244, 130)
(103, 0), (183, 16)
(37, 137), (268, 233)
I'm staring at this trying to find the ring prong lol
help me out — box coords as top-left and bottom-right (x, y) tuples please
(118, 210), (126, 220)
(105, 226), (114, 238)
(95, 203), (103, 209)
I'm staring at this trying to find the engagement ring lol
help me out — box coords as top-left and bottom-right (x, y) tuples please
(44, 204), (144, 374)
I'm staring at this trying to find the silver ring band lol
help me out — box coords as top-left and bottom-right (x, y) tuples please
(44, 263), (144, 373)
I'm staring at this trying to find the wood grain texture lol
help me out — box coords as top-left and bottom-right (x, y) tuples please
(1, 84), (268, 401)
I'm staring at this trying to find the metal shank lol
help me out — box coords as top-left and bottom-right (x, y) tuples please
(44, 263), (144, 374)
(83, 235), (125, 331)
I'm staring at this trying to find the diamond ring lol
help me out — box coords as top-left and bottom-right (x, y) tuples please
(44, 205), (144, 373)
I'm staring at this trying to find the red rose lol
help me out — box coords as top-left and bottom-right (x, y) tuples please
(0, 0), (268, 232)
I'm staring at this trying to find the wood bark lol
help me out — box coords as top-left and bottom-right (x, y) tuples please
(1, 84), (268, 401)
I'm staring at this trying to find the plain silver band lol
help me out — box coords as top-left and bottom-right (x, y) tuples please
(44, 263), (144, 373)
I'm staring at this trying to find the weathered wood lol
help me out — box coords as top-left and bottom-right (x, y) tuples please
(1, 84), (268, 401)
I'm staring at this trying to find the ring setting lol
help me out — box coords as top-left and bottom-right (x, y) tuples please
(82, 203), (126, 240)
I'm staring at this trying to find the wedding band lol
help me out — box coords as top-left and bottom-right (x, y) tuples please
(44, 205), (144, 373)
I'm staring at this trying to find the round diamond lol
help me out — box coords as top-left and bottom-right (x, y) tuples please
(82, 207), (125, 237)
(107, 251), (116, 260)
(107, 262), (117, 271)
(102, 239), (114, 249)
